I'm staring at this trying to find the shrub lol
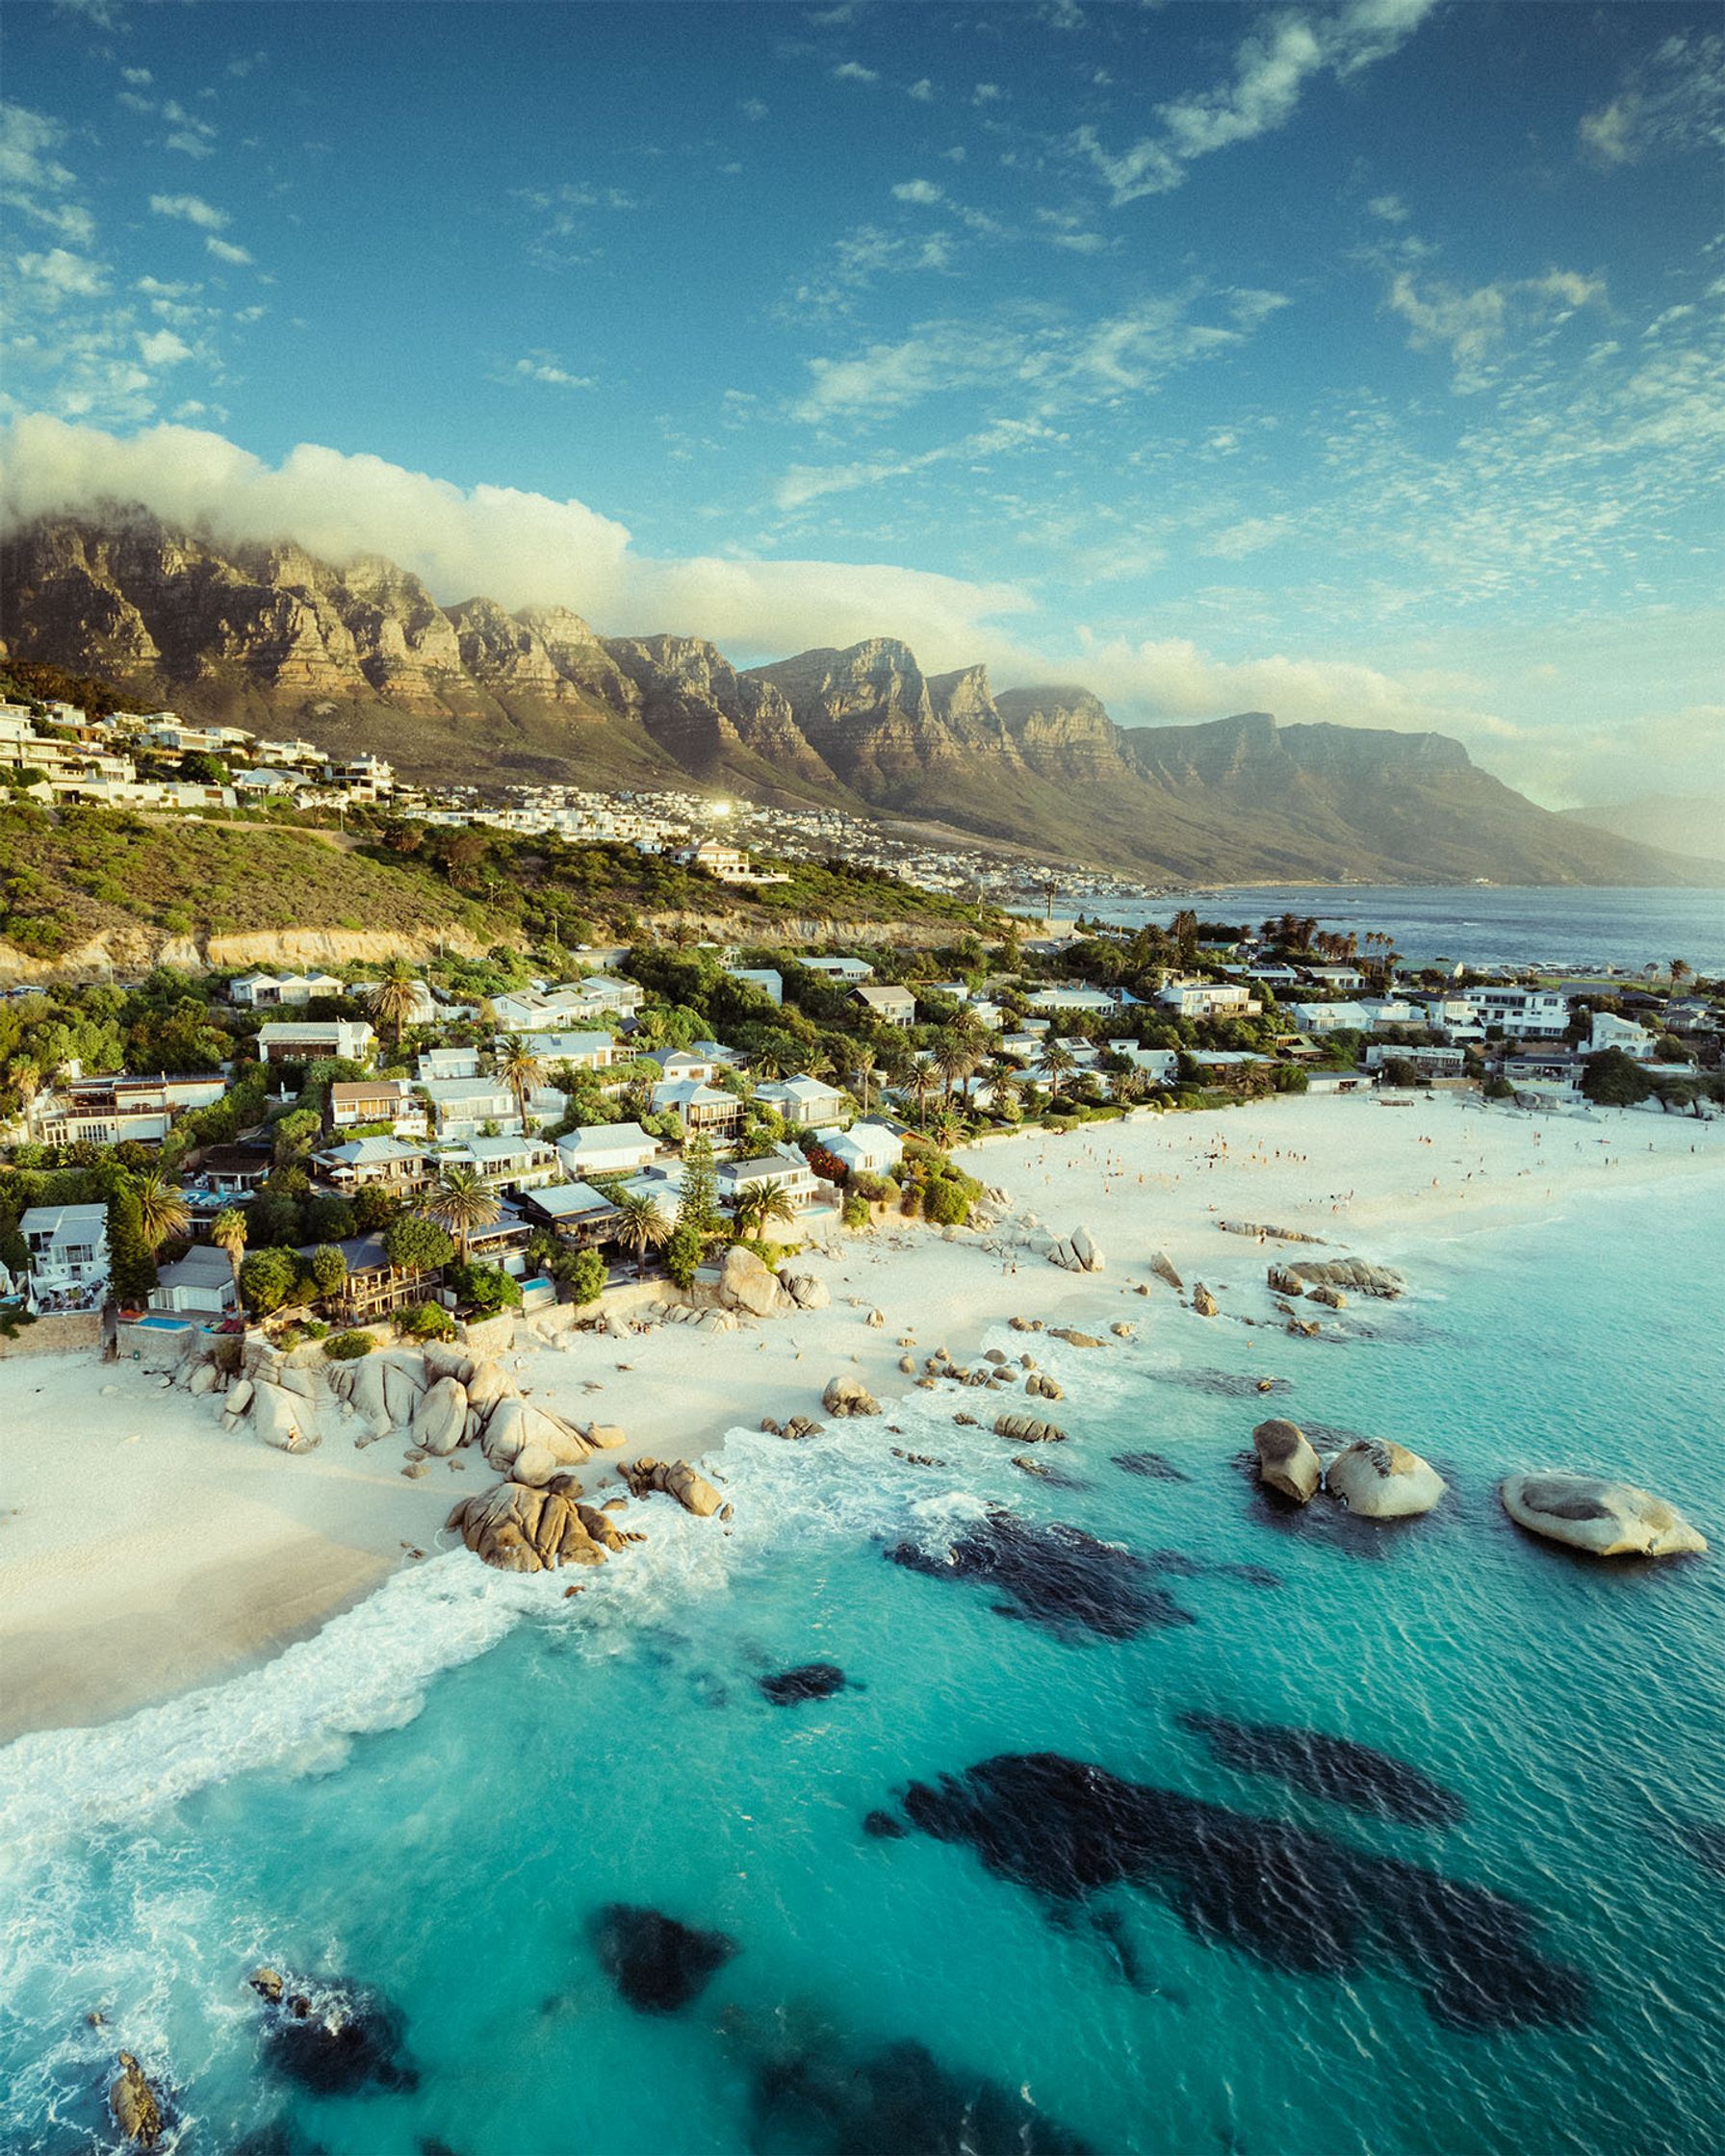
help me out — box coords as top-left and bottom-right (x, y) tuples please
(238, 1245), (300, 1316)
(560, 1247), (607, 1305)
(842, 1192), (871, 1231)
(322, 1329), (374, 1360)
(923, 1176), (971, 1227)
(445, 1260), (523, 1314)
(398, 1300), (456, 1340)
(663, 1220), (705, 1291)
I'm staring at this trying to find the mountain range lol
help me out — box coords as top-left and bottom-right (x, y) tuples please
(0, 510), (1713, 888)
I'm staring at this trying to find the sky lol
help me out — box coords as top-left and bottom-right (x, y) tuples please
(0, 0), (1720, 808)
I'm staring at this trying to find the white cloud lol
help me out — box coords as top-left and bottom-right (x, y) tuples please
(1367, 192), (1408, 222)
(1075, 0), (1436, 204)
(1385, 266), (1606, 391)
(121, 66), (153, 87)
(739, 97), (768, 122)
(0, 414), (1038, 666)
(136, 328), (193, 367)
(1580, 30), (1725, 167)
(1199, 515), (1293, 559)
(891, 178), (943, 205)
(908, 78), (934, 103)
(0, 102), (96, 247)
(973, 83), (1003, 105)
(150, 192), (230, 231)
(502, 352), (595, 389)
(15, 247), (108, 300)
(166, 131), (217, 161)
(832, 62), (879, 86)
(204, 236), (253, 266)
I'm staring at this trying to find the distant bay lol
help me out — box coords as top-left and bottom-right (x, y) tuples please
(1077, 886), (1725, 975)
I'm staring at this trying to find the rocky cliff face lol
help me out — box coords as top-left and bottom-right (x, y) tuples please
(1, 508), (1710, 886)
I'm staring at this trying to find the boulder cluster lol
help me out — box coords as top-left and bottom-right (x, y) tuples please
(1251, 1418), (1446, 1518)
(1021, 1222), (1106, 1273)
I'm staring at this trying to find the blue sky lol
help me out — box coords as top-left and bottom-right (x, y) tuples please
(2, 0), (1720, 806)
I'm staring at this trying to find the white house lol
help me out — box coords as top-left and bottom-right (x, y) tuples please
(798, 955), (874, 983)
(852, 984), (916, 1027)
(813, 1119), (904, 1177)
(40, 1071), (225, 1146)
(1470, 988), (1571, 1040)
(650, 1079), (744, 1142)
(1027, 985), (1126, 1016)
(1363, 1042), (1467, 1076)
(718, 1149), (821, 1213)
(1304, 964), (1367, 992)
(256, 1018), (375, 1065)
(150, 1245), (239, 1318)
(1114, 1045), (1180, 1088)
(430, 1135), (561, 1189)
(726, 965), (784, 1006)
(755, 1076), (851, 1128)
(1288, 1001), (1376, 1036)
(229, 970), (346, 1009)
(419, 1075), (524, 1140)
(556, 1122), (658, 1178)
(1156, 978), (1261, 1019)
(21, 1203), (110, 1308)
(329, 1078), (429, 1136)
(515, 1030), (615, 1072)
(1356, 997), (1422, 1030)
(649, 1047), (722, 1085)
(313, 1135), (431, 1191)
(1588, 1011), (1656, 1059)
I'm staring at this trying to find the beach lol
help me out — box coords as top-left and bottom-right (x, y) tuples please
(3, 1090), (1719, 1745)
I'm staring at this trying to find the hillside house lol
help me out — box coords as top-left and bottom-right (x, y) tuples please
(755, 1076), (851, 1128)
(650, 1079), (745, 1142)
(718, 1150), (821, 1213)
(313, 1136), (431, 1192)
(726, 965), (784, 1006)
(150, 1245), (239, 1319)
(430, 1136), (561, 1190)
(256, 1018), (375, 1065)
(39, 1072), (225, 1146)
(21, 1203), (111, 1309)
(229, 971), (346, 1009)
(1156, 978), (1261, 1019)
(514, 1180), (621, 1246)
(329, 1079), (428, 1137)
(556, 1122), (658, 1178)
(853, 984), (915, 1027)
(798, 955), (874, 984)
(813, 1119), (903, 1177)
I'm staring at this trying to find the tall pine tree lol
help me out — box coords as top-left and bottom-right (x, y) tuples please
(676, 1134), (720, 1243)
(107, 1184), (157, 1306)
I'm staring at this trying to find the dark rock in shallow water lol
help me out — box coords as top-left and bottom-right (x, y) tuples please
(1673, 1821), (1725, 1879)
(749, 2031), (1096, 2155)
(758, 1662), (848, 1707)
(1176, 1710), (1465, 1828)
(1153, 1369), (1292, 1399)
(863, 1809), (909, 1839)
(1009, 1456), (1091, 1491)
(589, 1903), (738, 2015)
(898, 1753), (1585, 2034)
(1228, 1450), (1390, 1557)
(249, 1972), (416, 2095)
(1144, 1548), (1282, 1591)
(1113, 1450), (1190, 1483)
(888, 1507), (1193, 1640)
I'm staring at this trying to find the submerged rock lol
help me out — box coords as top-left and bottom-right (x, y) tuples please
(249, 1970), (417, 2094)
(748, 2029), (1096, 2156)
(992, 1411), (1065, 1445)
(893, 1753), (1585, 2033)
(1499, 1474), (1707, 1557)
(862, 1809), (909, 1839)
(1192, 1284), (1219, 1319)
(1251, 1419), (1321, 1504)
(888, 1508), (1192, 1640)
(1176, 1710), (1466, 1828)
(1112, 1450), (1189, 1484)
(588, 1903), (738, 2014)
(1327, 1439), (1447, 1519)
(758, 1662), (848, 1707)
(109, 2052), (164, 2148)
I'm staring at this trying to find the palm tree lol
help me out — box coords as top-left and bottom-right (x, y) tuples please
(366, 958), (422, 1052)
(496, 1040), (545, 1133)
(134, 1169), (192, 1253)
(11, 1058), (41, 1139)
(1037, 1037), (1077, 1102)
(425, 1163), (501, 1263)
(733, 1181), (796, 1241)
(803, 1045), (836, 1084)
(1671, 959), (1692, 992)
(934, 1031), (981, 1106)
(850, 1045), (877, 1115)
(991, 1066), (1022, 1120)
(611, 1187), (669, 1277)
(909, 1061), (936, 1124)
(210, 1206), (247, 1292)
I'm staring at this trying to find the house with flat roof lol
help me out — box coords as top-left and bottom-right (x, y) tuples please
(556, 1122), (658, 1178)
(419, 1075), (524, 1140)
(256, 1018), (375, 1065)
(328, 1079), (428, 1137)
(1156, 978), (1260, 1019)
(430, 1135), (561, 1189)
(798, 955), (874, 983)
(1288, 1001), (1376, 1035)
(513, 1180), (621, 1245)
(726, 965), (784, 1006)
(230, 970), (346, 1009)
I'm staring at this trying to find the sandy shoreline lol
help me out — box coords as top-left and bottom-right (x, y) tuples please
(4, 1091), (1719, 1745)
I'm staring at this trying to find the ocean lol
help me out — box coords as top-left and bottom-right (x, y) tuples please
(2, 1169), (1722, 2156)
(1067, 886), (1725, 978)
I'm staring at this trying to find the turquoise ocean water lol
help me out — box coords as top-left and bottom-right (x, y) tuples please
(2, 1167), (1722, 2156)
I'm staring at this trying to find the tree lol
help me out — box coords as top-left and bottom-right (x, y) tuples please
(308, 1243), (348, 1298)
(445, 1260), (522, 1315)
(1670, 960), (1691, 993)
(1580, 1047), (1654, 1107)
(496, 1040), (545, 1131)
(850, 1045), (877, 1114)
(425, 1163), (501, 1260)
(209, 1205), (247, 1290)
(1037, 1036), (1077, 1101)
(611, 1187), (669, 1277)
(107, 1183), (158, 1305)
(663, 1220), (706, 1290)
(676, 1132), (720, 1243)
(561, 1246), (607, 1304)
(933, 1029), (981, 1105)
(133, 1169), (191, 1253)
(366, 959), (422, 1051)
(11, 1058), (41, 1138)
(383, 1211), (454, 1287)
(238, 1245), (300, 1317)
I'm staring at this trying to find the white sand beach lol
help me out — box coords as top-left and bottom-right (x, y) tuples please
(3, 1091), (1718, 1743)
